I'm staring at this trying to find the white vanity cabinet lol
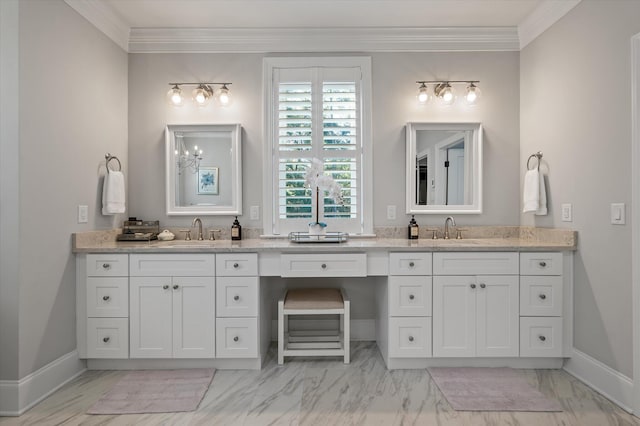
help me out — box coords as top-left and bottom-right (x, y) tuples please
(129, 254), (215, 358)
(432, 253), (519, 358)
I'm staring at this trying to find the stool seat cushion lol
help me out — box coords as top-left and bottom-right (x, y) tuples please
(284, 288), (344, 310)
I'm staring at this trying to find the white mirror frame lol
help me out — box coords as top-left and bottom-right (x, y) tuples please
(406, 122), (483, 214)
(165, 123), (242, 216)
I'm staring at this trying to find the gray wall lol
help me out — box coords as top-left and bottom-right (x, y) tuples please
(128, 52), (520, 229)
(15, 0), (128, 378)
(521, 1), (640, 377)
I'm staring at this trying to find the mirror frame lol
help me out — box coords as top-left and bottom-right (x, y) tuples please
(406, 122), (483, 214)
(165, 123), (242, 216)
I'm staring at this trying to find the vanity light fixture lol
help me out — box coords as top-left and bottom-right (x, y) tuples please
(174, 134), (203, 174)
(166, 82), (233, 108)
(416, 80), (481, 106)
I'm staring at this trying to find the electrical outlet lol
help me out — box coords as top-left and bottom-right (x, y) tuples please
(387, 205), (396, 220)
(611, 203), (625, 225)
(561, 203), (572, 222)
(250, 205), (260, 221)
(78, 205), (88, 223)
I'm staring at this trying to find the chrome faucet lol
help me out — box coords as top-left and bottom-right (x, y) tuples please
(444, 216), (456, 240)
(192, 217), (204, 240)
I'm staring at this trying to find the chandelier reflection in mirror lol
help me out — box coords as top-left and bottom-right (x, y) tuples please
(415, 80), (481, 106)
(166, 82), (233, 108)
(174, 134), (203, 174)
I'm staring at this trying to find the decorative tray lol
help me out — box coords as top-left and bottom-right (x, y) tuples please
(288, 232), (349, 243)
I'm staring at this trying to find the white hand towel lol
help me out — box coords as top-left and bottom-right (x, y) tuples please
(102, 171), (125, 215)
(523, 169), (540, 213)
(535, 171), (547, 215)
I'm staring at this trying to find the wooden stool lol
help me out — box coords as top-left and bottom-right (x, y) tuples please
(278, 288), (350, 364)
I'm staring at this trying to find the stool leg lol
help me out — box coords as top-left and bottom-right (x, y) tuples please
(278, 300), (284, 365)
(344, 300), (350, 364)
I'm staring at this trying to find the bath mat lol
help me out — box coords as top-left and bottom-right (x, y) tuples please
(428, 367), (562, 412)
(87, 368), (215, 414)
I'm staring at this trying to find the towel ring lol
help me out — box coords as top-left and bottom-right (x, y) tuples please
(527, 151), (543, 171)
(105, 153), (121, 173)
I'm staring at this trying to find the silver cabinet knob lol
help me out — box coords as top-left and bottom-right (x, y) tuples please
(409, 261), (415, 268)
(233, 263), (239, 268)
(163, 284), (169, 290)
(233, 336), (239, 342)
(408, 336), (414, 342)
(539, 261), (547, 267)
(409, 294), (415, 300)
(470, 283), (476, 289)
(102, 263), (111, 270)
(102, 295), (110, 301)
(103, 337), (110, 343)
(233, 295), (240, 301)
(173, 284), (179, 290)
(321, 263), (327, 269)
(538, 335), (546, 342)
(479, 283), (486, 289)
(539, 294), (547, 300)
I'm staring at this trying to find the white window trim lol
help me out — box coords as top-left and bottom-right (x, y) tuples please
(262, 56), (373, 236)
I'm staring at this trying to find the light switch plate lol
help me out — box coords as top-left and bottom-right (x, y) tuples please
(611, 203), (625, 225)
(78, 205), (88, 223)
(250, 205), (260, 221)
(561, 203), (572, 222)
(387, 205), (396, 220)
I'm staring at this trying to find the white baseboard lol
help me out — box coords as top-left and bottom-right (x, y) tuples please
(0, 350), (86, 416)
(271, 319), (375, 341)
(563, 348), (633, 413)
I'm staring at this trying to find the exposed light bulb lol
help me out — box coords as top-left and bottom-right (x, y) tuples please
(417, 83), (430, 104)
(192, 85), (212, 107)
(438, 83), (455, 106)
(166, 85), (183, 107)
(216, 84), (232, 107)
(464, 83), (481, 105)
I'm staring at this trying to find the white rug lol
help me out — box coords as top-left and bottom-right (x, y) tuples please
(87, 369), (215, 415)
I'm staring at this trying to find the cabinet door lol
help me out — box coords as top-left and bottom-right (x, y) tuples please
(476, 275), (519, 357)
(130, 277), (173, 358)
(172, 277), (215, 358)
(433, 276), (476, 357)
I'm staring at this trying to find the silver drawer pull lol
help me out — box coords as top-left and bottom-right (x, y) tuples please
(409, 294), (415, 300)
(102, 263), (111, 270)
(479, 283), (486, 289)
(173, 284), (179, 290)
(321, 263), (327, 269)
(163, 284), (169, 290)
(539, 294), (547, 300)
(539, 261), (547, 267)
(538, 335), (546, 342)
(409, 261), (415, 268)
(103, 337), (110, 343)
(102, 295), (110, 301)
(233, 263), (239, 268)
(470, 283), (476, 289)
(233, 295), (240, 301)
(408, 336), (414, 342)
(233, 336), (239, 342)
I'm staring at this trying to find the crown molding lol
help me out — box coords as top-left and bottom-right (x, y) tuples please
(127, 26), (519, 53)
(518, 0), (581, 49)
(64, 0), (130, 52)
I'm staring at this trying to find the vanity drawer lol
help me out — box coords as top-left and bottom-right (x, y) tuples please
(87, 277), (128, 318)
(216, 276), (259, 317)
(86, 254), (128, 277)
(216, 253), (258, 276)
(520, 276), (562, 317)
(216, 317), (258, 358)
(389, 276), (432, 317)
(280, 253), (367, 277)
(520, 317), (562, 357)
(389, 252), (432, 275)
(130, 254), (215, 276)
(520, 253), (563, 276)
(389, 317), (432, 358)
(87, 318), (128, 358)
(433, 252), (518, 275)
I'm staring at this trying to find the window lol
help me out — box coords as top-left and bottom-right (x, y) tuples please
(263, 57), (372, 235)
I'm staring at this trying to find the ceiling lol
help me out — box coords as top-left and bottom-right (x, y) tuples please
(64, 0), (581, 52)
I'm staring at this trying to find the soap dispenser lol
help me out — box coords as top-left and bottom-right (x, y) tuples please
(408, 215), (419, 240)
(231, 216), (242, 240)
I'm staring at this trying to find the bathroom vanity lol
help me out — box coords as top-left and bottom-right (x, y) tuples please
(74, 229), (575, 370)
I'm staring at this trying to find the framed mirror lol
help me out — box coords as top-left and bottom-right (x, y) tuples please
(165, 124), (242, 215)
(406, 122), (482, 214)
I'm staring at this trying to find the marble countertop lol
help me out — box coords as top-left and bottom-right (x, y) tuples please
(73, 227), (577, 253)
